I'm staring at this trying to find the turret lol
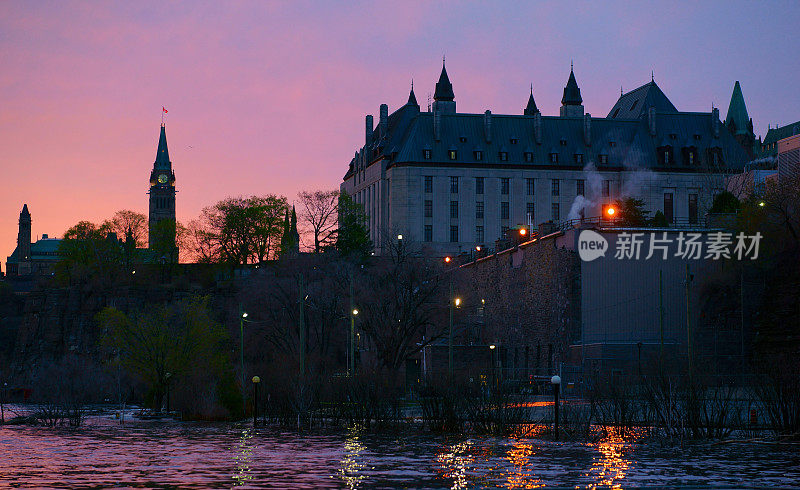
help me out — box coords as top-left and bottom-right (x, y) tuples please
(524, 85), (539, 115)
(17, 204), (31, 262)
(432, 60), (456, 113)
(560, 64), (584, 118)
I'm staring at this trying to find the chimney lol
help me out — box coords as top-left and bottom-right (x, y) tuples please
(534, 112), (542, 144)
(484, 110), (492, 143)
(583, 113), (592, 146)
(434, 111), (441, 141)
(379, 104), (388, 134)
(648, 107), (656, 136)
(712, 107), (720, 138)
(365, 115), (373, 145)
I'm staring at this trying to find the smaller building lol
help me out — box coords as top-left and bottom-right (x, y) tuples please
(759, 119), (800, 158)
(5, 205), (63, 277)
(777, 133), (800, 183)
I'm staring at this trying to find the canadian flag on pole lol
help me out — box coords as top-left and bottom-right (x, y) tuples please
(162, 107), (168, 114)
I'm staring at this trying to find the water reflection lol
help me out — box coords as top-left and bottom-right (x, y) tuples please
(435, 440), (475, 489)
(504, 439), (543, 489)
(586, 429), (630, 489)
(337, 425), (368, 489)
(232, 428), (253, 486)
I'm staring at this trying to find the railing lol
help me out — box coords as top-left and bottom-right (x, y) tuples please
(555, 215), (709, 232)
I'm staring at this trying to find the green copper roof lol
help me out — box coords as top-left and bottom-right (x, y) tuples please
(725, 81), (750, 135)
(607, 80), (678, 119)
(524, 86), (538, 115)
(434, 63), (454, 101)
(561, 68), (583, 106)
(154, 124), (171, 169)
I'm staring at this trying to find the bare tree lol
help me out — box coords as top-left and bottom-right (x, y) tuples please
(104, 210), (148, 247)
(297, 189), (339, 253)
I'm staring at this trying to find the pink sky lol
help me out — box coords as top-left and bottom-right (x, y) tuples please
(2, 1), (799, 262)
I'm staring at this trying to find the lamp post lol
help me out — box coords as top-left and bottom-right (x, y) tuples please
(251, 376), (260, 428)
(165, 372), (172, 414)
(350, 308), (358, 376)
(239, 304), (248, 409)
(489, 344), (496, 389)
(449, 286), (461, 380)
(551, 375), (561, 441)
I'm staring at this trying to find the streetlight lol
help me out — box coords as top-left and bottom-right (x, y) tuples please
(475, 246), (481, 252)
(444, 256), (452, 263)
(551, 375), (561, 441)
(758, 201), (766, 207)
(350, 308), (359, 376)
(519, 228), (527, 237)
(251, 376), (261, 428)
(397, 234), (403, 240)
(239, 304), (248, 408)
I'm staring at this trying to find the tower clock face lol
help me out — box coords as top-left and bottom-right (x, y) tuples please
(158, 174), (168, 184)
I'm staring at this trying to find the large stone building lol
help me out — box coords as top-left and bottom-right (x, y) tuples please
(341, 63), (752, 256)
(4, 205), (62, 277)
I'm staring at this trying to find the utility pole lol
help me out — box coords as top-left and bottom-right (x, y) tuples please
(685, 264), (693, 387)
(659, 269), (664, 377)
(349, 269), (355, 376)
(448, 279), (453, 379)
(299, 273), (306, 377)
(239, 303), (245, 399)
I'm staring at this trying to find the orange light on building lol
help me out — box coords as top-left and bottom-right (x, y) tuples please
(519, 228), (527, 236)
(602, 204), (617, 219)
(444, 256), (452, 263)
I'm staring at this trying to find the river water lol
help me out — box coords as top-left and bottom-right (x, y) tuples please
(0, 417), (798, 488)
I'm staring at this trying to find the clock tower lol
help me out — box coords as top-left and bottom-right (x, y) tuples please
(148, 123), (177, 253)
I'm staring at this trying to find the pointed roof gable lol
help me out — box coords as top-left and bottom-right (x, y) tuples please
(20, 204), (30, 219)
(154, 124), (171, 168)
(725, 81), (750, 135)
(434, 62), (454, 101)
(407, 83), (418, 107)
(524, 86), (538, 115)
(561, 68), (583, 105)
(607, 80), (678, 119)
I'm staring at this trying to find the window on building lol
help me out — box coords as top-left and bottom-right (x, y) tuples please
(574, 154), (583, 164)
(664, 193), (674, 223)
(501, 201), (509, 220)
(501, 178), (510, 195)
(475, 177), (484, 194)
(499, 151), (508, 161)
(599, 154), (608, 164)
(448, 149), (457, 160)
(476, 225), (484, 243)
(450, 176), (459, 193)
(476, 201), (484, 219)
(602, 180), (610, 197)
(526, 202), (535, 221)
(501, 225), (509, 235)
(669, 133), (677, 140)
(450, 225), (459, 243)
(423, 149), (432, 160)
(459, 136), (467, 143)
(424, 176), (433, 193)
(450, 201), (459, 219)
(694, 134), (701, 141)
(577, 179), (585, 196)
(424, 225), (432, 242)
(688, 193), (698, 224)
(424, 200), (432, 218)
(552, 203), (560, 221)
(560, 139), (567, 146)
(526, 178), (534, 196)
(552, 179), (560, 196)
(688, 150), (695, 165)
(510, 138), (518, 144)
(550, 153), (559, 163)
(524, 152), (533, 162)
(474, 150), (483, 160)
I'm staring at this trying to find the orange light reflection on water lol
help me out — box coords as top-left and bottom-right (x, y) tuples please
(584, 427), (645, 489)
(504, 439), (544, 489)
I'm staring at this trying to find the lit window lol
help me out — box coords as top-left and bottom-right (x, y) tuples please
(526, 178), (534, 196)
(424, 176), (433, 193)
(550, 153), (558, 163)
(474, 150), (483, 160)
(574, 154), (583, 164)
(423, 149), (431, 159)
(599, 154), (608, 164)
(448, 149), (457, 160)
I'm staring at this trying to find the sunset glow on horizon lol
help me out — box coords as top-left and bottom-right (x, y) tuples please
(2, 1), (798, 261)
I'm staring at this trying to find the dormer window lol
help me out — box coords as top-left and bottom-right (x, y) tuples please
(669, 133), (677, 140)
(550, 153), (559, 163)
(599, 154), (609, 164)
(448, 149), (457, 160)
(574, 154), (583, 164)
(560, 139), (567, 146)
(423, 149), (432, 160)
(474, 150), (483, 160)
(524, 152), (533, 162)
(459, 136), (467, 143)
(510, 138), (518, 145)
(609, 141), (617, 147)
(693, 134), (701, 141)
(499, 151), (508, 161)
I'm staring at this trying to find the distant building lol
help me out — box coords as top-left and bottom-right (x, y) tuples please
(724, 81), (756, 158)
(148, 123), (178, 258)
(777, 133), (800, 183)
(342, 63), (751, 256)
(5, 205), (63, 277)
(759, 119), (800, 158)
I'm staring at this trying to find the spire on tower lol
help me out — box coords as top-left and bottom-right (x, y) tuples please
(154, 124), (171, 169)
(524, 84), (538, 115)
(561, 65), (583, 106)
(407, 80), (418, 106)
(433, 60), (454, 102)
